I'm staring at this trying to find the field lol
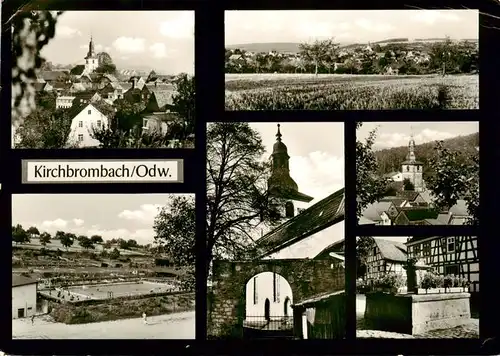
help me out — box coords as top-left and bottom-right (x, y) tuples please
(225, 74), (479, 110)
(64, 281), (177, 300)
(12, 238), (144, 256)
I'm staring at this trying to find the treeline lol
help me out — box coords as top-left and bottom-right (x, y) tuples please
(374, 132), (479, 178)
(11, 224), (141, 252)
(225, 38), (478, 75)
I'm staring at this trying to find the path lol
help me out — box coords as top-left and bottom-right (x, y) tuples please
(12, 311), (195, 339)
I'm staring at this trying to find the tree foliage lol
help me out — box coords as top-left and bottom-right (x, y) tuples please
(206, 123), (285, 277)
(168, 73), (196, 145)
(12, 224), (30, 244)
(90, 235), (103, 244)
(356, 236), (375, 279)
(356, 122), (389, 218)
(39, 232), (51, 246)
(153, 195), (196, 290)
(27, 226), (40, 236)
(298, 39), (339, 75)
(426, 141), (479, 225)
(11, 10), (63, 124)
(60, 233), (74, 250)
(403, 178), (415, 191)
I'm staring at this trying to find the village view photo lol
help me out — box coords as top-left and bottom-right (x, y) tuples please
(11, 193), (195, 339)
(11, 10), (195, 149)
(356, 121), (479, 226)
(206, 122), (346, 340)
(356, 235), (479, 339)
(225, 9), (478, 110)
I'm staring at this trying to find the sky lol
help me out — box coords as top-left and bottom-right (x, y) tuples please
(250, 122), (344, 205)
(225, 9), (478, 45)
(40, 11), (194, 74)
(12, 194), (194, 245)
(356, 122), (479, 151)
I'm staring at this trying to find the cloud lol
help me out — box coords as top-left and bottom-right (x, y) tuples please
(57, 26), (82, 38)
(149, 43), (176, 58)
(159, 12), (194, 39)
(41, 219), (68, 230)
(112, 37), (146, 54)
(355, 18), (395, 33)
(411, 10), (461, 25)
(290, 151), (344, 203)
(375, 129), (456, 149)
(118, 204), (162, 224)
(73, 219), (84, 227)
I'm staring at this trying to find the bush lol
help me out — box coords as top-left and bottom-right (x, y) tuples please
(420, 271), (444, 289)
(444, 274), (455, 288)
(373, 272), (406, 290)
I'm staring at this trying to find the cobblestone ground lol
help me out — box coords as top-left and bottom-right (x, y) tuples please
(356, 294), (479, 339)
(12, 311), (195, 339)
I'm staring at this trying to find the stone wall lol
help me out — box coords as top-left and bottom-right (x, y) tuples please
(207, 259), (344, 338)
(364, 292), (472, 335)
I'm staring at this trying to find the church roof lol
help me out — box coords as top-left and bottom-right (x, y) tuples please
(255, 188), (345, 257)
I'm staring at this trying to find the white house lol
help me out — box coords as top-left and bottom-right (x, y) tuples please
(384, 171), (403, 182)
(66, 103), (109, 148)
(245, 272), (293, 320)
(12, 275), (38, 319)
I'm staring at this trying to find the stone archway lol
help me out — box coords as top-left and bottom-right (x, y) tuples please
(207, 258), (344, 338)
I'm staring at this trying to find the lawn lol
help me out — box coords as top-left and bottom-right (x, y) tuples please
(225, 73), (479, 110)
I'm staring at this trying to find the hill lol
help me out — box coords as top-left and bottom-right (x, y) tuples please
(226, 38), (478, 54)
(374, 132), (479, 177)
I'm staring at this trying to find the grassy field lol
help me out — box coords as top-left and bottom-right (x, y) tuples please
(225, 73), (479, 110)
(12, 238), (145, 256)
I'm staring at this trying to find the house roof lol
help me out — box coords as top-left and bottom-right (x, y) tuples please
(74, 91), (100, 101)
(450, 200), (468, 216)
(396, 207), (439, 221)
(143, 112), (179, 122)
(256, 188), (345, 257)
(380, 196), (405, 207)
(292, 290), (344, 308)
(383, 171), (400, 178)
(52, 82), (72, 90)
(374, 238), (407, 262)
(401, 159), (424, 165)
(362, 201), (393, 221)
(103, 74), (118, 82)
(313, 239), (344, 259)
(67, 102), (89, 120)
(424, 213), (452, 225)
(149, 88), (175, 110)
(120, 82), (133, 92)
(398, 191), (420, 201)
(12, 274), (37, 287)
(34, 82), (48, 92)
(358, 216), (376, 225)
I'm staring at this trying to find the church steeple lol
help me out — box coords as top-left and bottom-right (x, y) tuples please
(407, 128), (416, 163)
(267, 123), (313, 203)
(85, 34), (96, 59)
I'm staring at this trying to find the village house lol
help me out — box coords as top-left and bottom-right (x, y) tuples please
(72, 91), (102, 107)
(363, 237), (408, 286)
(65, 103), (109, 148)
(12, 275), (38, 319)
(383, 171), (403, 182)
(360, 201), (395, 225)
(406, 235), (479, 294)
(56, 95), (76, 109)
(34, 82), (53, 93)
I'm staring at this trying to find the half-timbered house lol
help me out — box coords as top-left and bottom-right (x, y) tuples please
(406, 235), (479, 293)
(363, 237), (408, 285)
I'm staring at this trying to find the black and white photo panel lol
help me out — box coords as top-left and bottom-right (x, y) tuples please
(356, 121), (479, 226)
(12, 193), (195, 340)
(206, 122), (346, 340)
(356, 236), (479, 339)
(225, 10), (478, 110)
(11, 10), (195, 149)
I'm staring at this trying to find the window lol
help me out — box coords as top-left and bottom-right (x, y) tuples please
(78, 134), (84, 142)
(414, 244), (421, 256)
(88, 110), (91, 115)
(285, 201), (294, 218)
(143, 118), (149, 129)
(447, 237), (455, 253)
(97, 120), (102, 128)
(445, 265), (459, 276)
(78, 121), (83, 128)
(406, 165), (410, 172)
(373, 247), (377, 256)
(423, 242), (431, 256)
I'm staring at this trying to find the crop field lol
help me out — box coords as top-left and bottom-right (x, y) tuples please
(225, 74), (479, 110)
(65, 281), (177, 300)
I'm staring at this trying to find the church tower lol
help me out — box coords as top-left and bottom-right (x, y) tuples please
(84, 35), (99, 74)
(401, 133), (424, 192)
(267, 124), (314, 219)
